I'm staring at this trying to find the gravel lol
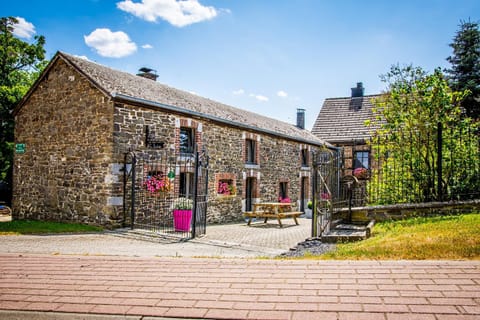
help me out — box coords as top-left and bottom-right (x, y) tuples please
(278, 238), (337, 258)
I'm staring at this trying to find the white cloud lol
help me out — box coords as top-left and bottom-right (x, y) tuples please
(84, 28), (137, 58)
(116, 0), (218, 27)
(249, 93), (269, 102)
(73, 55), (91, 61)
(277, 90), (288, 98)
(12, 17), (36, 39)
(233, 89), (245, 95)
(142, 44), (153, 49)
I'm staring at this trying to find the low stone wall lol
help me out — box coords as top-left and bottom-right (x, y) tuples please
(335, 199), (480, 222)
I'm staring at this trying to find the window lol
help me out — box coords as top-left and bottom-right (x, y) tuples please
(245, 139), (256, 164)
(353, 151), (370, 179)
(354, 151), (369, 169)
(179, 172), (194, 199)
(301, 148), (309, 167)
(180, 127), (194, 154)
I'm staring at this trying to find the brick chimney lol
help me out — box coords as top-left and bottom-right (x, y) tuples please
(137, 67), (158, 81)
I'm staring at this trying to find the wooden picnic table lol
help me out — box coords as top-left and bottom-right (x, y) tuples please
(244, 202), (302, 227)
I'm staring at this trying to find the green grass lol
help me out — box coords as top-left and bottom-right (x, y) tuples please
(0, 220), (103, 235)
(318, 213), (480, 260)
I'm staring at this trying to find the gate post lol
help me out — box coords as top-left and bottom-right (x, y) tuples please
(130, 153), (136, 230)
(311, 151), (317, 237)
(191, 150), (200, 239)
(437, 122), (443, 202)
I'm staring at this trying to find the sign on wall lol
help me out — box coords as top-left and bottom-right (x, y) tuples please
(15, 143), (26, 154)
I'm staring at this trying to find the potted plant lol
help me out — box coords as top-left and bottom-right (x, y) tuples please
(173, 197), (193, 232)
(305, 200), (313, 219)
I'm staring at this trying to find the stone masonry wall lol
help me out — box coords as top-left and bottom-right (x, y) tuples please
(13, 59), (117, 226)
(114, 103), (320, 224)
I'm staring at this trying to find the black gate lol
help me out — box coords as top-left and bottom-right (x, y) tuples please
(123, 148), (209, 240)
(311, 148), (342, 237)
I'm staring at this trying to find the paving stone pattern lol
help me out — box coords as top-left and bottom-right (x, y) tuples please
(0, 254), (479, 319)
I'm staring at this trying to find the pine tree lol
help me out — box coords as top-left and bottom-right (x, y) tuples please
(446, 20), (480, 119)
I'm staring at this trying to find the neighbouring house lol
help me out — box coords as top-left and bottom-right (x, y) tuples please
(12, 51), (331, 227)
(312, 83), (381, 180)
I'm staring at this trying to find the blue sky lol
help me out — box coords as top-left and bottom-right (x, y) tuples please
(3, 0), (479, 129)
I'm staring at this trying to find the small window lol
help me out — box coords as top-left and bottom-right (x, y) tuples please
(301, 149), (309, 167)
(353, 151), (370, 179)
(180, 127), (194, 154)
(354, 151), (369, 169)
(245, 139), (256, 164)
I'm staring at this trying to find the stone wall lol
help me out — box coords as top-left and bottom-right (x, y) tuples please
(113, 103), (320, 224)
(335, 200), (480, 222)
(13, 59), (117, 226)
(13, 58), (323, 227)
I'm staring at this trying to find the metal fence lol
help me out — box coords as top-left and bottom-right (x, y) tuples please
(357, 124), (480, 205)
(123, 148), (209, 240)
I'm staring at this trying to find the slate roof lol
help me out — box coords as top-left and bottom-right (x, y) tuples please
(311, 95), (382, 144)
(29, 51), (328, 147)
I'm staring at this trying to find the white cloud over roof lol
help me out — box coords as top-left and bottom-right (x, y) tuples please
(250, 93), (269, 102)
(84, 28), (137, 58)
(116, 0), (218, 27)
(232, 89), (245, 95)
(277, 90), (288, 98)
(12, 17), (36, 39)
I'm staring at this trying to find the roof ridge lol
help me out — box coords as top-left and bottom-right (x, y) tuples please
(57, 51), (329, 147)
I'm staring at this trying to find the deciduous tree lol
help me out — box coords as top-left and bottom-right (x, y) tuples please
(368, 65), (479, 204)
(0, 16), (46, 201)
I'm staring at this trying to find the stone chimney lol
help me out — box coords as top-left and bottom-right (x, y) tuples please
(296, 108), (306, 129)
(351, 82), (364, 98)
(137, 67), (158, 81)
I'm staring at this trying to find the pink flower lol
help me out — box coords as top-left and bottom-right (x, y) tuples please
(144, 175), (172, 193)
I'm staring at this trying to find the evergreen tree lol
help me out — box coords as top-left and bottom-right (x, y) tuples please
(0, 17), (46, 203)
(446, 20), (480, 119)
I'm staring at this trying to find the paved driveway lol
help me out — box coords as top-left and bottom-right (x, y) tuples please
(0, 218), (312, 258)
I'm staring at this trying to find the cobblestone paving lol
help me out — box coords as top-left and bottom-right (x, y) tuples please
(0, 218), (312, 258)
(0, 254), (479, 319)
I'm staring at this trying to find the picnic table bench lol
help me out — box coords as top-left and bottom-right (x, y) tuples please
(244, 202), (302, 227)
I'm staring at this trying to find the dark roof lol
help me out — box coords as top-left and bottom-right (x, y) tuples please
(23, 51), (328, 147)
(311, 95), (382, 144)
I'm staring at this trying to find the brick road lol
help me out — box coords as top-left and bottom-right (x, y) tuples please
(0, 254), (479, 319)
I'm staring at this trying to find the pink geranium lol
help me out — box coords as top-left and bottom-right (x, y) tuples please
(144, 175), (172, 193)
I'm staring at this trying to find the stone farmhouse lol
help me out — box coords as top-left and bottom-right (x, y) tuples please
(312, 83), (381, 179)
(13, 51), (331, 227)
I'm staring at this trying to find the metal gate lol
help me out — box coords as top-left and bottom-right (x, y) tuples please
(311, 148), (342, 237)
(123, 148), (209, 240)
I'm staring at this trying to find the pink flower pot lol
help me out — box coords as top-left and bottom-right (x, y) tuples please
(173, 209), (192, 232)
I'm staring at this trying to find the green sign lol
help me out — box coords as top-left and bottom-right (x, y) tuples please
(167, 171), (175, 179)
(15, 143), (26, 154)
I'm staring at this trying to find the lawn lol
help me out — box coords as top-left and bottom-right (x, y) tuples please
(318, 213), (480, 260)
(0, 220), (103, 235)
